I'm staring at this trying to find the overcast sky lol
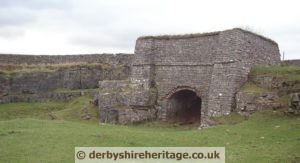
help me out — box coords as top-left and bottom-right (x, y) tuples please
(0, 0), (299, 59)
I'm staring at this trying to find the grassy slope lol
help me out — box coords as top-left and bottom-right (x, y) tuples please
(0, 96), (299, 163)
(251, 66), (300, 81)
(241, 66), (300, 103)
(0, 96), (98, 122)
(240, 82), (270, 94)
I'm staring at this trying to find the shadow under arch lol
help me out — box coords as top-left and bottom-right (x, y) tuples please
(165, 87), (201, 124)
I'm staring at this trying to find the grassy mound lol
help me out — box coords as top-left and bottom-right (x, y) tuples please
(0, 96), (98, 122)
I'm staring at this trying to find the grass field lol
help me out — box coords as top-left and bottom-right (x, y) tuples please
(0, 96), (299, 163)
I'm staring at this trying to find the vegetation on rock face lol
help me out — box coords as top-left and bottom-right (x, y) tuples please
(239, 66), (300, 107)
(240, 82), (270, 94)
(0, 63), (121, 75)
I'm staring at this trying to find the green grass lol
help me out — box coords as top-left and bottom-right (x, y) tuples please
(0, 102), (63, 120)
(251, 66), (300, 81)
(0, 97), (299, 163)
(279, 94), (291, 103)
(240, 82), (270, 94)
(211, 112), (247, 125)
(0, 96), (98, 122)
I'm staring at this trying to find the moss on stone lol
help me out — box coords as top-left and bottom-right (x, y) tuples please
(240, 82), (269, 94)
(278, 94), (291, 104)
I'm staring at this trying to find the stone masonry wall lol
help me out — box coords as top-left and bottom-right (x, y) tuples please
(207, 29), (280, 117)
(131, 28), (280, 125)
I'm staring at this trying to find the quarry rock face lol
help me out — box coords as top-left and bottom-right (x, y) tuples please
(0, 54), (132, 103)
(97, 28), (281, 125)
(235, 92), (281, 114)
(249, 74), (284, 89)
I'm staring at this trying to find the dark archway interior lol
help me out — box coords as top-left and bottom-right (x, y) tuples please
(167, 90), (201, 124)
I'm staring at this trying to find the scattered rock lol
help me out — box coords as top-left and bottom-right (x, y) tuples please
(199, 118), (217, 129)
(81, 106), (92, 120)
(99, 107), (119, 123)
(48, 112), (57, 120)
(288, 93), (300, 115)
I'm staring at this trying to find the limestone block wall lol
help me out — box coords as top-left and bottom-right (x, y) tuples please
(132, 33), (220, 120)
(131, 39), (155, 89)
(142, 33), (219, 64)
(235, 29), (280, 66)
(132, 28), (281, 122)
(207, 29), (280, 117)
(154, 66), (212, 119)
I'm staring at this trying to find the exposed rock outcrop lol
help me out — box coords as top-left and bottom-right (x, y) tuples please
(0, 61), (131, 103)
(236, 91), (281, 114)
(97, 80), (157, 124)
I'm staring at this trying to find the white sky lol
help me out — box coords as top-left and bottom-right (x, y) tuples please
(0, 0), (299, 59)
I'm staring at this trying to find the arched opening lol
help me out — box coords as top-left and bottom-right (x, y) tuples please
(166, 89), (201, 124)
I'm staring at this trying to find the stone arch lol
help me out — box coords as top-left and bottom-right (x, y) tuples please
(165, 86), (200, 99)
(165, 86), (202, 124)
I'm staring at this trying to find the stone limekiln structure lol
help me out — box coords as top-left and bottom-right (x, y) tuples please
(98, 28), (281, 127)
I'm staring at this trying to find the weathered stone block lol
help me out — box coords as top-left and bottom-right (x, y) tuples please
(98, 93), (118, 108)
(98, 80), (129, 91)
(289, 93), (300, 115)
(99, 107), (119, 124)
(118, 107), (156, 124)
(236, 91), (280, 113)
(129, 90), (156, 106)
